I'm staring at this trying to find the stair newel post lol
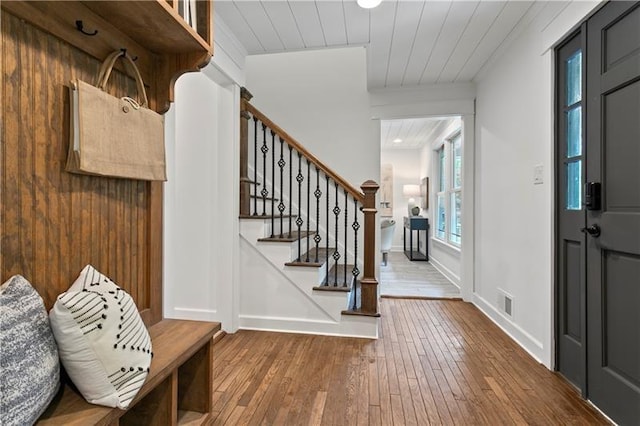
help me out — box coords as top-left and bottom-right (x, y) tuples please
(314, 167), (321, 263)
(360, 180), (380, 316)
(239, 88), (253, 217)
(278, 138), (285, 238)
(351, 198), (360, 310)
(344, 189), (348, 288)
(296, 152), (304, 261)
(333, 182), (341, 286)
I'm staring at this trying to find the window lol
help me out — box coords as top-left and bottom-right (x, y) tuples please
(564, 50), (583, 210)
(435, 130), (463, 247)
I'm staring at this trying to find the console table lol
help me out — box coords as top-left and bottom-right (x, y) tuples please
(403, 216), (429, 261)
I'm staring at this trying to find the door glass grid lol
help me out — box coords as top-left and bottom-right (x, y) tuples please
(565, 49), (583, 211)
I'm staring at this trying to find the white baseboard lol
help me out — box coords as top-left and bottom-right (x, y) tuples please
(239, 314), (378, 339)
(166, 307), (219, 322)
(429, 256), (461, 288)
(472, 293), (547, 366)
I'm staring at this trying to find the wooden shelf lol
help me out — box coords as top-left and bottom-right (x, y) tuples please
(1, 0), (213, 113)
(83, 1), (212, 55)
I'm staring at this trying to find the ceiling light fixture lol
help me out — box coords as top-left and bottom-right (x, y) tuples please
(393, 138), (402, 143)
(357, 0), (382, 9)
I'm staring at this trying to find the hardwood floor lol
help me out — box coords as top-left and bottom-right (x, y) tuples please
(380, 252), (461, 299)
(210, 299), (610, 425)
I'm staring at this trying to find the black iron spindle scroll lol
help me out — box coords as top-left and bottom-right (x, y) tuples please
(270, 130), (275, 237)
(325, 175), (330, 284)
(314, 167), (321, 263)
(296, 152), (303, 261)
(344, 189), (348, 287)
(288, 145), (293, 237)
(253, 116), (258, 215)
(352, 198), (360, 310)
(278, 138), (285, 238)
(260, 124), (268, 216)
(305, 159), (310, 262)
(333, 182), (340, 286)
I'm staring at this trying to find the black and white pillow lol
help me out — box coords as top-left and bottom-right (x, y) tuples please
(0, 275), (60, 425)
(49, 265), (152, 409)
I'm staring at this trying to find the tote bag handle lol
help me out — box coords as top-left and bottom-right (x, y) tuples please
(95, 50), (149, 108)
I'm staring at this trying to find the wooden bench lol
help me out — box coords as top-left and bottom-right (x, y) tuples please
(38, 319), (221, 426)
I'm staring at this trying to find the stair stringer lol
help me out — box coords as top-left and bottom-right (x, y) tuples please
(239, 220), (378, 338)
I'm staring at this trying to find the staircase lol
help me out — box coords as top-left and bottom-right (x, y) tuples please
(238, 88), (380, 338)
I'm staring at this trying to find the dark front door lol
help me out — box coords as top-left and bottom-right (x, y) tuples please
(585, 2), (640, 425)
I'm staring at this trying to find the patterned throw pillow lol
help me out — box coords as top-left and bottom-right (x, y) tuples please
(0, 275), (60, 426)
(49, 265), (152, 409)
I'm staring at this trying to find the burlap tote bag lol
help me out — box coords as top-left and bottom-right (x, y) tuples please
(66, 50), (166, 181)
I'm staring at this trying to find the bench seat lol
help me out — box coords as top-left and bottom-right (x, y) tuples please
(38, 319), (221, 426)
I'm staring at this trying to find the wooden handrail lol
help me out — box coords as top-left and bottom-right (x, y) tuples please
(242, 100), (365, 203)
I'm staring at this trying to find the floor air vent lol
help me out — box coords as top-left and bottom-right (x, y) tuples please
(497, 288), (514, 318)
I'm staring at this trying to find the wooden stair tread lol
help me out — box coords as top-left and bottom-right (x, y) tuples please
(285, 247), (335, 267)
(250, 194), (279, 201)
(342, 286), (380, 317)
(239, 214), (295, 220)
(240, 177), (261, 186)
(313, 264), (355, 291)
(258, 231), (316, 242)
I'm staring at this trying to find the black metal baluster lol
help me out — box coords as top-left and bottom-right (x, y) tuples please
(352, 198), (360, 310)
(253, 117), (258, 216)
(344, 189), (348, 287)
(295, 152), (304, 261)
(278, 138), (285, 238)
(288, 145), (293, 237)
(313, 167), (321, 263)
(325, 175), (329, 285)
(260, 124), (268, 216)
(332, 182), (341, 287)
(270, 130), (275, 237)
(306, 159), (310, 262)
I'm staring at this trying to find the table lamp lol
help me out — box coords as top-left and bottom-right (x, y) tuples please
(402, 184), (421, 216)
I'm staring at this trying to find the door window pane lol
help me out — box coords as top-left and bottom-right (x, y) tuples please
(567, 106), (582, 157)
(437, 194), (445, 239)
(566, 51), (582, 106)
(450, 192), (462, 245)
(452, 134), (462, 189)
(566, 160), (582, 210)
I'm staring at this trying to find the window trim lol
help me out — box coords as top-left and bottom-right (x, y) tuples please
(433, 128), (463, 248)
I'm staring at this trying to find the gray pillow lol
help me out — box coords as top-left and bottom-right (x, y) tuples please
(0, 275), (60, 425)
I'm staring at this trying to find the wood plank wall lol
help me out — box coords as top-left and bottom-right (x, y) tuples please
(1, 11), (163, 324)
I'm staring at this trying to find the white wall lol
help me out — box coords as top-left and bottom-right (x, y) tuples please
(473, 1), (601, 367)
(245, 47), (380, 190)
(380, 150), (422, 250)
(163, 71), (240, 331)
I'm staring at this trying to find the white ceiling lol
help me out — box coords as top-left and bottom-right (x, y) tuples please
(380, 117), (456, 149)
(214, 0), (571, 89)
(216, 1), (571, 149)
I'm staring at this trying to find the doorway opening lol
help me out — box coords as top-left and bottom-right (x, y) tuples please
(379, 116), (462, 299)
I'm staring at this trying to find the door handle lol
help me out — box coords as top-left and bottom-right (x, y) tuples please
(581, 224), (601, 238)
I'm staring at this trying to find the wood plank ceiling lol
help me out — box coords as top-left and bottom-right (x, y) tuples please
(216, 0), (571, 88)
(380, 117), (455, 150)
(217, 1), (573, 150)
